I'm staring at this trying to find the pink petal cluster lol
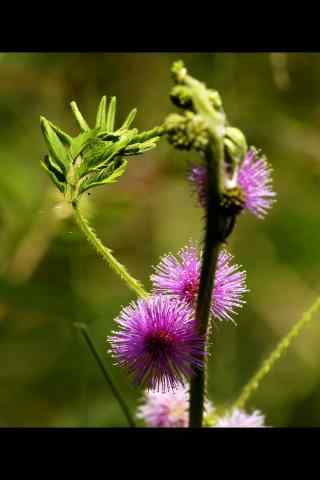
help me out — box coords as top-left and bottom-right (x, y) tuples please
(137, 386), (214, 427)
(215, 408), (266, 428)
(189, 148), (276, 219)
(108, 296), (205, 392)
(151, 244), (248, 323)
(238, 149), (276, 219)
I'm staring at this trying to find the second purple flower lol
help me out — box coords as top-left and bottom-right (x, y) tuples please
(151, 244), (248, 323)
(189, 147), (276, 219)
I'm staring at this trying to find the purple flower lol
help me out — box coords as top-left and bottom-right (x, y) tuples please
(137, 386), (214, 427)
(108, 296), (205, 392)
(215, 408), (266, 428)
(137, 387), (189, 427)
(189, 165), (208, 208)
(189, 148), (276, 219)
(238, 148), (276, 219)
(151, 244), (247, 323)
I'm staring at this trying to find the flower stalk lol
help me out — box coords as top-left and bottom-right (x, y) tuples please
(72, 200), (148, 299)
(232, 296), (320, 411)
(74, 322), (136, 428)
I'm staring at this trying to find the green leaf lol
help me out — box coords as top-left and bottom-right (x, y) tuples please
(119, 108), (137, 130)
(79, 158), (128, 194)
(41, 155), (66, 193)
(70, 101), (90, 131)
(95, 95), (107, 129)
(70, 129), (99, 161)
(40, 116), (69, 172)
(103, 159), (128, 184)
(123, 137), (160, 156)
(96, 131), (122, 141)
(98, 130), (137, 165)
(48, 120), (72, 146)
(106, 96), (117, 132)
(130, 126), (164, 144)
(81, 129), (137, 175)
(80, 138), (114, 172)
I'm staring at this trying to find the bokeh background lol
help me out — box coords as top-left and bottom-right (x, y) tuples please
(1, 52), (320, 427)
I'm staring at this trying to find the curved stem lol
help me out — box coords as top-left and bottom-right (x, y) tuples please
(232, 295), (320, 411)
(72, 201), (148, 299)
(75, 322), (136, 427)
(189, 141), (225, 428)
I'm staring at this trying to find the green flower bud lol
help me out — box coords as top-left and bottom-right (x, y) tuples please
(165, 113), (193, 150)
(164, 112), (209, 152)
(207, 89), (223, 110)
(171, 60), (187, 84)
(170, 85), (193, 110)
(186, 113), (209, 151)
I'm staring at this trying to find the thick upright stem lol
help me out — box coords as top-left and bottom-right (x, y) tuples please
(189, 142), (225, 427)
(72, 201), (148, 299)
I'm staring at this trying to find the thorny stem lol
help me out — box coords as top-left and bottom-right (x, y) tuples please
(189, 141), (225, 427)
(183, 70), (227, 428)
(232, 295), (320, 411)
(74, 322), (136, 427)
(72, 200), (148, 299)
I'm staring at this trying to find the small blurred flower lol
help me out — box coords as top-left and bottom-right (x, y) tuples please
(108, 296), (204, 392)
(137, 385), (214, 427)
(189, 148), (276, 219)
(215, 408), (266, 428)
(151, 244), (247, 323)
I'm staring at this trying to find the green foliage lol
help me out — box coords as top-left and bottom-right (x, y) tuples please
(41, 155), (66, 193)
(40, 96), (162, 202)
(78, 159), (128, 194)
(40, 117), (70, 173)
(3, 53), (320, 427)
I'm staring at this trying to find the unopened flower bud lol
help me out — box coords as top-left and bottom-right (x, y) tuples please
(170, 85), (193, 110)
(171, 60), (187, 83)
(165, 112), (209, 152)
(165, 113), (193, 150)
(207, 89), (223, 110)
(186, 113), (209, 151)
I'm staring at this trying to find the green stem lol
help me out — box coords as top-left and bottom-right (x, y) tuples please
(189, 141), (225, 428)
(74, 322), (136, 428)
(72, 201), (148, 299)
(232, 295), (320, 411)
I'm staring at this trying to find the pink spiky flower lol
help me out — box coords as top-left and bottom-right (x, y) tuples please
(238, 148), (276, 218)
(215, 408), (266, 428)
(137, 385), (214, 427)
(151, 244), (248, 323)
(189, 148), (276, 219)
(108, 295), (205, 392)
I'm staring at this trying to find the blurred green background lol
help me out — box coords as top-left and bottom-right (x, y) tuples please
(1, 52), (320, 427)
